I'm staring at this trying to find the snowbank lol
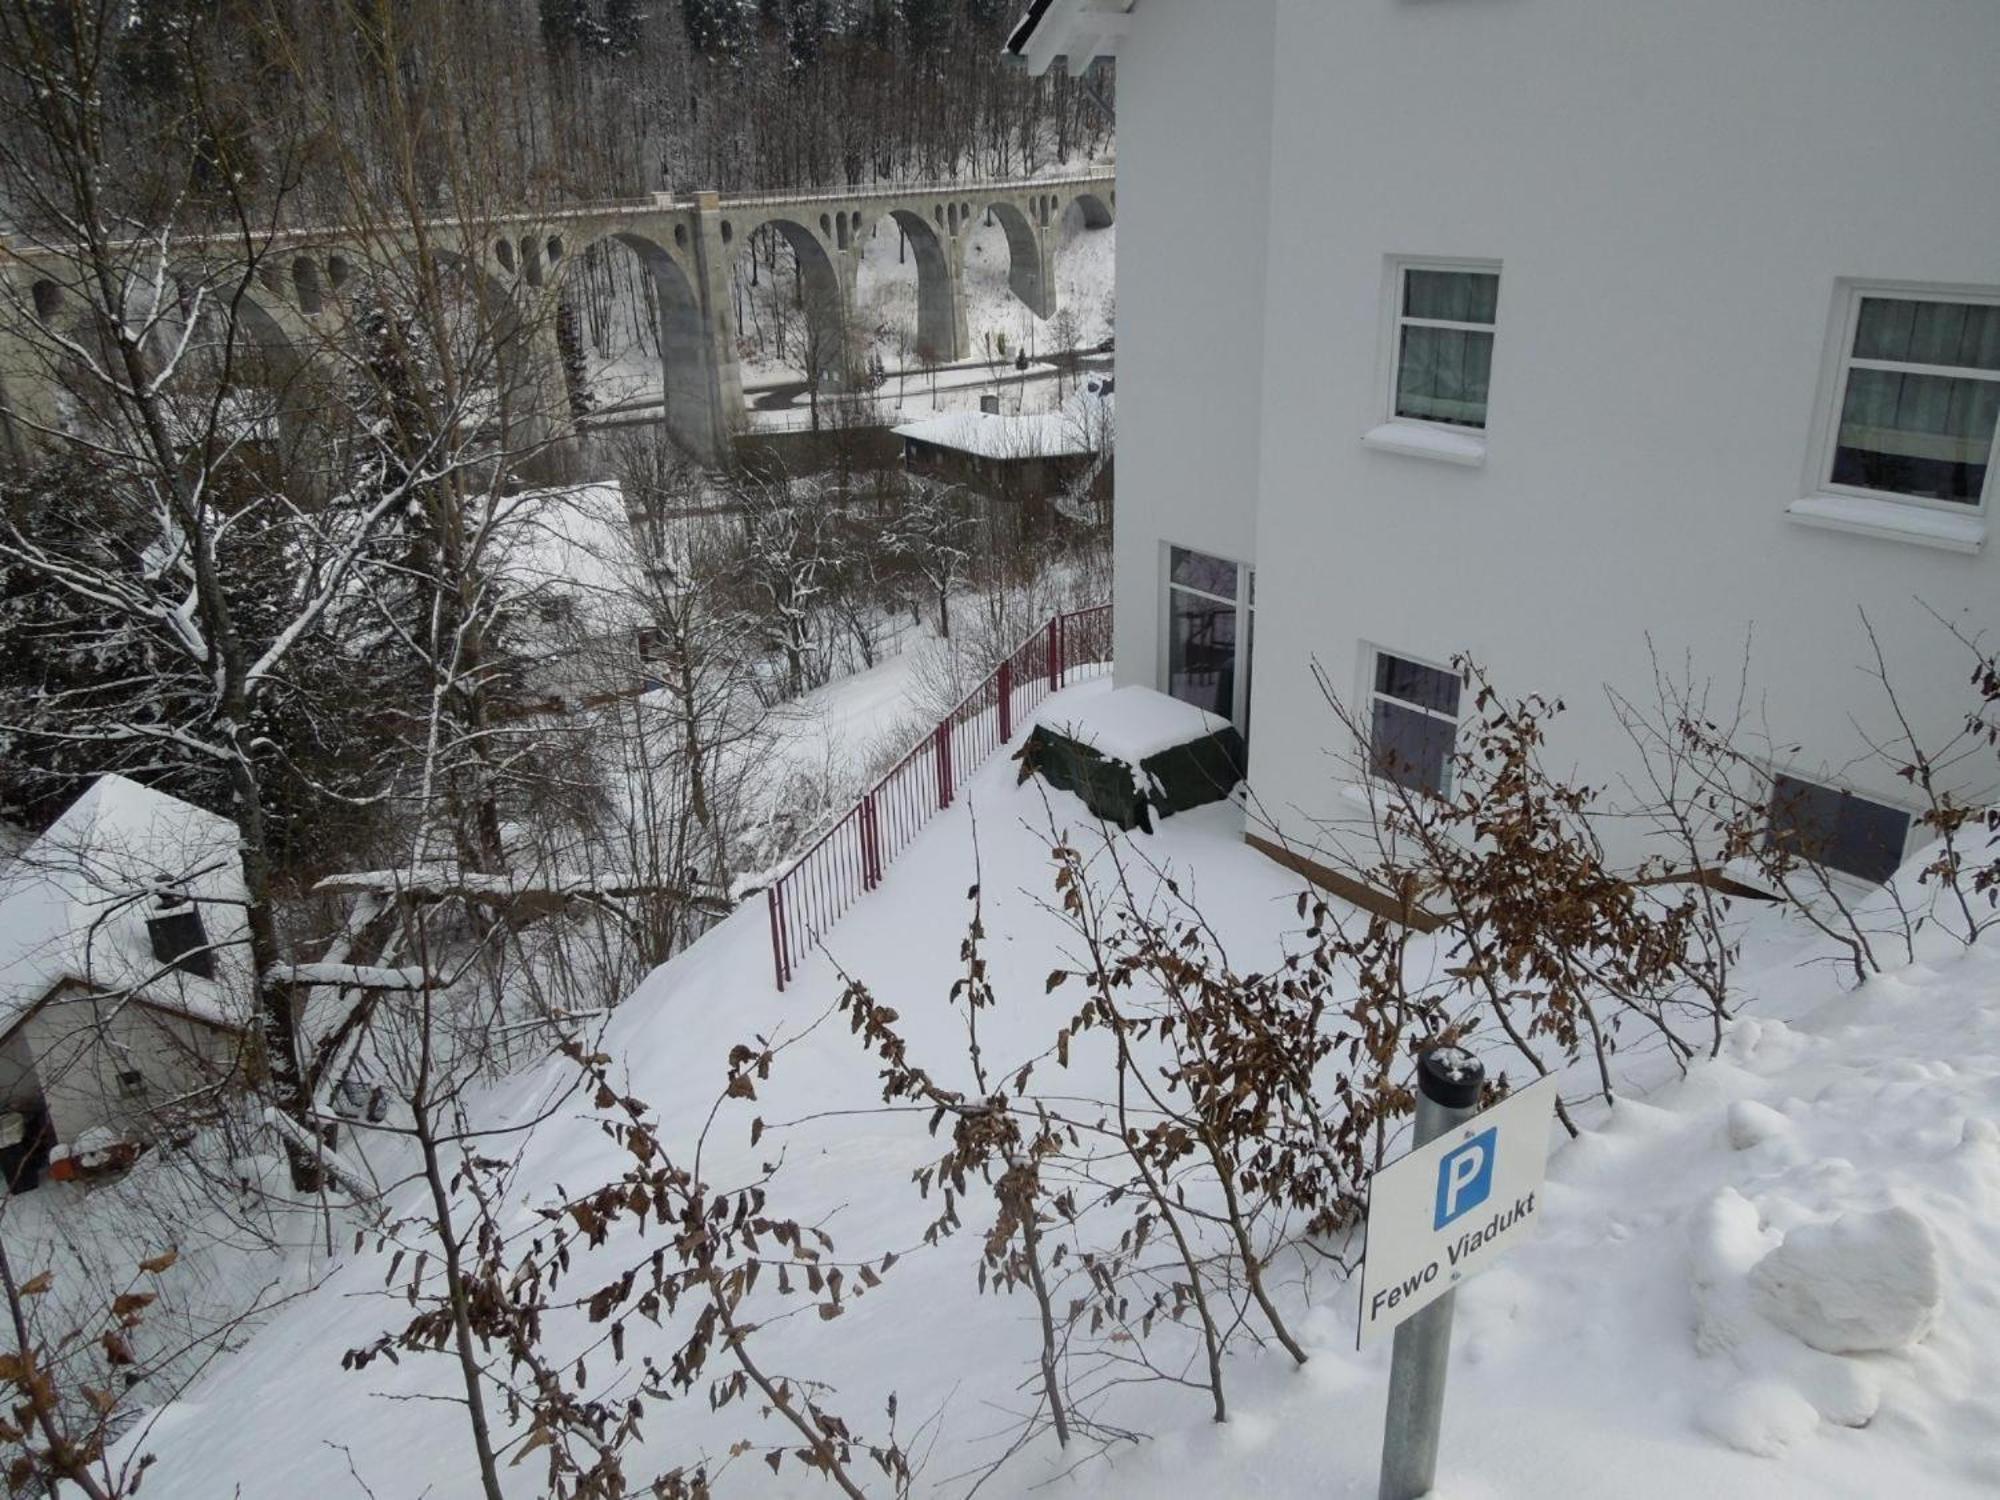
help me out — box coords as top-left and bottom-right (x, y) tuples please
(108, 681), (2000, 1498)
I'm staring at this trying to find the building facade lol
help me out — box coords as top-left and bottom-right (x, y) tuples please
(0, 776), (253, 1188)
(1016, 0), (2000, 888)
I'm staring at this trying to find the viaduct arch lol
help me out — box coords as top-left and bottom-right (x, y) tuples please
(0, 169), (1115, 472)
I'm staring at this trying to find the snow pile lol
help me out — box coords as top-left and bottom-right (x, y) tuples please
(1656, 965), (2000, 1479)
(1749, 1208), (1942, 1355)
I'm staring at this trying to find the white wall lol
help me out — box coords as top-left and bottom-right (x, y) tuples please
(1230, 0), (2000, 868)
(1110, 0), (1277, 685)
(23, 988), (243, 1145)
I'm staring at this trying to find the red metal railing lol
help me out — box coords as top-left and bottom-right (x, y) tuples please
(767, 604), (1112, 989)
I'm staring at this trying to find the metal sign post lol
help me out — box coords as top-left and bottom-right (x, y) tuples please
(1378, 1048), (1485, 1500)
(1359, 1040), (1557, 1498)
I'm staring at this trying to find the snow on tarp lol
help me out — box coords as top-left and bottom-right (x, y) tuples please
(0, 774), (251, 1037)
(1046, 683), (1231, 765)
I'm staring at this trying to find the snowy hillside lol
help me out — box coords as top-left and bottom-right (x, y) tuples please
(108, 678), (2000, 1500)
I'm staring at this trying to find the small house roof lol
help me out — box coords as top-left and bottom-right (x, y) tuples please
(489, 480), (648, 644)
(895, 389), (1111, 462)
(0, 775), (252, 1040)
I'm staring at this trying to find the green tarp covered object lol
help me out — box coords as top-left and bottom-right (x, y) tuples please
(1018, 703), (1245, 833)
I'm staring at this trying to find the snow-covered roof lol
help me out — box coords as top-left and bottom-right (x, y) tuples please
(895, 390), (1110, 462)
(1048, 684), (1232, 764)
(488, 481), (649, 643)
(0, 775), (252, 1039)
(1007, 0), (1135, 76)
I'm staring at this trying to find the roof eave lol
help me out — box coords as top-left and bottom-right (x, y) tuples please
(1006, 0), (1133, 77)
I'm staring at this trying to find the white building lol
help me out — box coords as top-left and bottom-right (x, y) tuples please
(1013, 0), (2000, 898)
(0, 776), (253, 1186)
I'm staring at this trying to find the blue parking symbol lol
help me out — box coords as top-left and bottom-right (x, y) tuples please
(1435, 1128), (1497, 1230)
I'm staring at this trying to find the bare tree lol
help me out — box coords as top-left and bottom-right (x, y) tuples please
(0, 0), (431, 1187)
(885, 475), (975, 642)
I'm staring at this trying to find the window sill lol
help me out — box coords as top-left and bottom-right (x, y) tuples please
(1720, 856), (1884, 905)
(1337, 776), (1453, 814)
(1362, 421), (1487, 468)
(1785, 495), (1985, 555)
(1337, 780), (1379, 815)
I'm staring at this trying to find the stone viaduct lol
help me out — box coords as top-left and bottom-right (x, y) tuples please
(0, 170), (1115, 471)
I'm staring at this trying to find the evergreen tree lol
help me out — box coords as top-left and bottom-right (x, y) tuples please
(604, 0), (643, 54)
(786, 0), (830, 67)
(681, 0), (745, 58)
(900, 0), (950, 55)
(856, 0), (894, 51)
(539, 0), (596, 50)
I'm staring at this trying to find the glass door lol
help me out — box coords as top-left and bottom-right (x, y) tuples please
(1164, 546), (1255, 734)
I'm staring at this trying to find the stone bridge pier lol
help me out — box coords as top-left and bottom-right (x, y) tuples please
(706, 171), (1113, 378)
(0, 169), (1115, 475)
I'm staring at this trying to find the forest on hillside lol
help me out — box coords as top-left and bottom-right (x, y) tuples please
(0, 0), (1111, 240)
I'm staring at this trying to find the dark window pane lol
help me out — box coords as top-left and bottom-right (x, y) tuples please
(1169, 546), (1237, 600)
(1766, 775), (1910, 884)
(1765, 775), (1841, 861)
(1396, 326), (1492, 428)
(1371, 700), (1455, 796)
(1169, 590), (1236, 720)
(1374, 653), (1461, 715)
(1853, 298), (1917, 363)
(1855, 297), (2000, 372)
(1833, 368), (1996, 504)
(1833, 796), (1912, 884)
(147, 906), (214, 980)
(1404, 269), (1498, 325)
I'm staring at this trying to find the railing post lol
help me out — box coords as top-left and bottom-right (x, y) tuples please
(998, 660), (1014, 743)
(1047, 616), (1061, 691)
(861, 792), (882, 889)
(936, 721), (954, 809)
(767, 883), (787, 991)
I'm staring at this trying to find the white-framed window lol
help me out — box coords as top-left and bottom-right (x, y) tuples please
(1764, 772), (1915, 886)
(1367, 647), (1462, 797)
(1813, 284), (2000, 515)
(1387, 260), (1501, 431)
(1162, 545), (1255, 732)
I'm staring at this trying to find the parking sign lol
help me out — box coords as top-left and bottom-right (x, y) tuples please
(1434, 1127), (1496, 1227)
(1357, 1076), (1558, 1348)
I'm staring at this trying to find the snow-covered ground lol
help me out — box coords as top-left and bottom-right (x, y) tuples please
(101, 677), (2000, 1499)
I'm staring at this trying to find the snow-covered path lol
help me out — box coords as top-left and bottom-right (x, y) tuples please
(120, 679), (2000, 1498)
